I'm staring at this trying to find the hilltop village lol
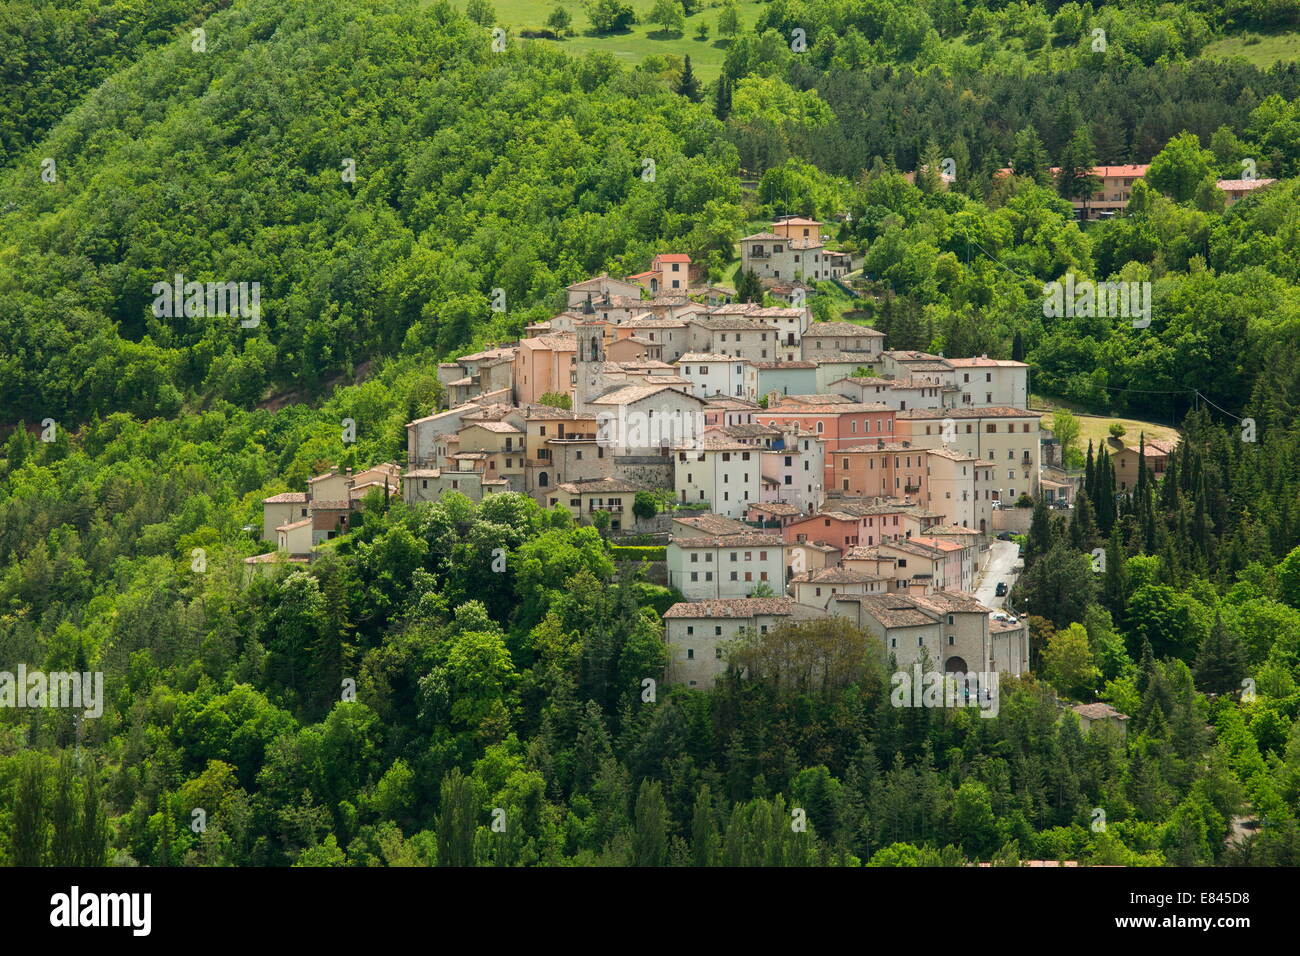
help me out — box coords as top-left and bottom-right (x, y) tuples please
(254, 216), (1172, 688)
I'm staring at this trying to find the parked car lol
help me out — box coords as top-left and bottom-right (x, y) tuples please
(996, 531), (1013, 541)
(995, 581), (1008, 597)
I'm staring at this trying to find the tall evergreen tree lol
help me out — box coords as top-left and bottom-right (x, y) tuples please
(1026, 496), (1052, 565)
(917, 139), (946, 193)
(1069, 490), (1099, 553)
(1056, 126), (1101, 214)
(50, 754), (80, 867)
(77, 762), (109, 867)
(1136, 433), (1149, 499)
(573, 700), (614, 792)
(736, 268), (763, 303)
(1010, 125), (1052, 186)
(1095, 448), (1115, 532)
(677, 55), (702, 102)
(1102, 523), (1128, 622)
(691, 784), (718, 867)
(631, 779), (669, 866)
(1193, 615), (1248, 696)
(713, 73), (731, 120)
(12, 757), (47, 867)
(1084, 440), (1096, 502)
(437, 769), (482, 867)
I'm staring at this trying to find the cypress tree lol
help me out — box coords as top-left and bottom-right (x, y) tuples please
(725, 730), (751, 804)
(691, 784), (718, 867)
(713, 73), (731, 120)
(1136, 433), (1149, 499)
(1095, 448), (1115, 532)
(1070, 490), (1099, 552)
(631, 779), (669, 866)
(1160, 444), (1180, 511)
(78, 761), (109, 867)
(1141, 487), (1156, 554)
(677, 55), (702, 102)
(157, 791), (175, 867)
(12, 756), (47, 867)
(50, 753), (80, 867)
(1084, 440), (1095, 501)
(1102, 523), (1128, 622)
(1026, 496), (1052, 565)
(437, 769), (481, 867)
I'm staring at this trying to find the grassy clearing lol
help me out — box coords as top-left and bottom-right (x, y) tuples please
(1202, 30), (1300, 67)
(1033, 394), (1181, 450)
(461, 0), (769, 80)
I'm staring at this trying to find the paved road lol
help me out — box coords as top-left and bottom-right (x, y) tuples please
(975, 540), (1020, 609)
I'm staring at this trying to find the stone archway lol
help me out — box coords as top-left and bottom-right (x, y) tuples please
(944, 656), (968, 674)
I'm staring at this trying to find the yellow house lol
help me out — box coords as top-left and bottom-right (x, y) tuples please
(1109, 436), (1175, 492)
(518, 404), (599, 494)
(546, 477), (646, 532)
(771, 216), (823, 243)
(456, 421), (527, 491)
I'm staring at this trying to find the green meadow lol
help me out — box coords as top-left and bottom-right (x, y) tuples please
(1202, 30), (1300, 67)
(472, 0), (769, 79)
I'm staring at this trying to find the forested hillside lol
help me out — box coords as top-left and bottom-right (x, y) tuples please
(0, 0), (225, 164)
(2, 0), (1300, 868)
(0, 0), (744, 421)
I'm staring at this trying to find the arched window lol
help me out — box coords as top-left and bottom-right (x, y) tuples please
(538, 472), (549, 487)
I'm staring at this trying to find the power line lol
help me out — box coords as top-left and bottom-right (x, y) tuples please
(1193, 389), (1246, 422)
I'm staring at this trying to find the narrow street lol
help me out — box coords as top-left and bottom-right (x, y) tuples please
(975, 539), (1021, 609)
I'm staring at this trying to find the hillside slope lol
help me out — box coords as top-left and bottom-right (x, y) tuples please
(0, 0), (744, 424)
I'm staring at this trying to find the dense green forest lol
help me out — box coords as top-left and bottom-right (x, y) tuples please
(2, 0), (1300, 866)
(0, 0), (225, 164)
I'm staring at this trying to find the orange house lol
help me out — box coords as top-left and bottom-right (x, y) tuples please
(782, 504), (924, 553)
(754, 401), (895, 489)
(513, 332), (579, 406)
(835, 441), (927, 499)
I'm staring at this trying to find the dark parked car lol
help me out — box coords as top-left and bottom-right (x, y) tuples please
(995, 582), (1008, 597)
(996, 531), (1014, 541)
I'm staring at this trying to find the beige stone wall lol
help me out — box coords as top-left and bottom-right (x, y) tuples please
(262, 501), (305, 542)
